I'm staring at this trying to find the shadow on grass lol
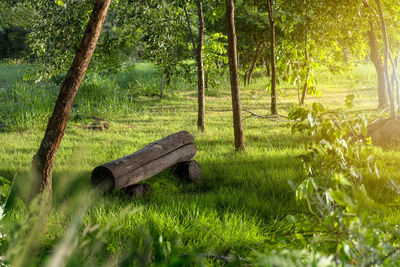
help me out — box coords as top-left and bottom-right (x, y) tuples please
(74, 151), (308, 222)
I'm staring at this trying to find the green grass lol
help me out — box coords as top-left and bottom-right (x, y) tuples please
(1, 62), (400, 265)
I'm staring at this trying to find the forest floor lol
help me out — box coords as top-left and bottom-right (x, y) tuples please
(0, 62), (400, 265)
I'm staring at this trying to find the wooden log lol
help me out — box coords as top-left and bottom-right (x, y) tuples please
(174, 160), (202, 183)
(91, 131), (196, 192)
(123, 183), (153, 197)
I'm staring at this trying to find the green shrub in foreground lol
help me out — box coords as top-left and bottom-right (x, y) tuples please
(254, 97), (400, 266)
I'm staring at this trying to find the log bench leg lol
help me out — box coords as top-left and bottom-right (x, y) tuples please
(123, 183), (153, 197)
(174, 160), (202, 183)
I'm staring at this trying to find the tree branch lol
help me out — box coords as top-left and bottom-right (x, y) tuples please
(245, 110), (290, 121)
(183, 1), (197, 58)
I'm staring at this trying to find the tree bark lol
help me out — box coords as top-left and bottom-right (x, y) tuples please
(368, 21), (387, 108)
(174, 160), (202, 183)
(123, 183), (153, 197)
(159, 75), (164, 99)
(31, 0), (112, 199)
(266, 0), (277, 115)
(197, 0), (206, 132)
(247, 41), (263, 85)
(266, 61), (271, 77)
(91, 131), (196, 191)
(391, 56), (399, 107)
(388, 52), (400, 110)
(183, 2), (197, 57)
(300, 2), (309, 105)
(225, 0), (246, 152)
(183, 1), (206, 132)
(375, 0), (396, 117)
(165, 69), (171, 86)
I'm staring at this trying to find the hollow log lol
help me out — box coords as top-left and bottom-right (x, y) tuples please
(91, 131), (196, 192)
(174, 160), (202, 183)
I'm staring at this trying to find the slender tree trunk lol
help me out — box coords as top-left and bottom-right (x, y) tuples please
(243, 55), (248, 87)
(247, 41), (263, 85)
(391, 56), (399, 107)
(266, 0), (277, 115)
(266, 61), (271, 77)
(165, 69), (171, 86)
(375, 0), (396, 117)
(183, 2), (196, 57)
(31, 0), (112, 198)
(183, 1), (205, 132)
(160, 75), (164, 99)
(368, 21), (387, 108)
(300, 2), (309, 105)
(225, 0), (245, 152)
(197, 0), (205, 132)
(389, 52), (400, 109)
(205, 71), (209, 89)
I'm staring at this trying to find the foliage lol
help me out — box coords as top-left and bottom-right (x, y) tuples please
(284, 97), (400, 265)
(0, 1), (32, 59)
(26, 0), (136, 81)
(203, 33), (228, 89)
(27, 0), (92, 81)
(289, 95), (368, 141)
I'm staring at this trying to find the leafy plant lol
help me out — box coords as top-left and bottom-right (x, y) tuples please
(282, 97), (400, 265)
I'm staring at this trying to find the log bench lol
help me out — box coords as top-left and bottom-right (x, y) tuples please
(91, 131), (202, 193)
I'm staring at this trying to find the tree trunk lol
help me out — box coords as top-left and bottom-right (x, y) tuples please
(91, 131), (196, 192)
(375, 0), (396, 117)
(267, 0), (277, 115)
(247, 41), (263, 85)
(388, 52), (400, 110)
(165, 69), (171, 86)
(266, 61), (271, 77)
(183, 1), (206, 133)
(183, 2), (196, 56)
(159, 75), (164, 99)
(300, 2), (309, 105)
(391, 56), (399, 107)
(31, 0), (112, 199)
(197, 0), (206, 132)
(225, 0), (245, 152)
(368, 21), (387, 108)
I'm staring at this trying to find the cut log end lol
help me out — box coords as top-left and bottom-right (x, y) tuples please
(174, 160), (202, 183)
(91, 166), (115, 192)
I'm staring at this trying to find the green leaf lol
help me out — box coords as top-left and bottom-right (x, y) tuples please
(332, 173), (351, 186)
(329, 189), (348, 206)
(57, 0), (64, 7)
(295, 233), (307, 247)
(0, 177), (10, 185)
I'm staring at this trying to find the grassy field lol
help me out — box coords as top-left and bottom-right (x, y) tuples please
(1, 62), (400, 265)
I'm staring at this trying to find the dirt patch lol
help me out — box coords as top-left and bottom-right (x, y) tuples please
(367, 118), (400, 147)
(73, 115), (109, 131)
(87, 119), (109, 131)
